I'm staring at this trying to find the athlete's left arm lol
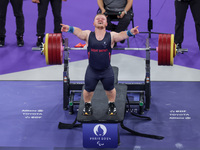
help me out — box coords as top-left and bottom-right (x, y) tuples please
(111, 26), (139, 44)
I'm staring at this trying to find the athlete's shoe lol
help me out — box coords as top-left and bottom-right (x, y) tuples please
(83, 102), (93, 116)
(108, 102), (117, 116)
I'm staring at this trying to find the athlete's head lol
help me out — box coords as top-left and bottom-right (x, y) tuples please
(93, 14), (107, 29)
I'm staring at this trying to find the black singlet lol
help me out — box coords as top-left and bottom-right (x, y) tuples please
(87, 32), (112, 70)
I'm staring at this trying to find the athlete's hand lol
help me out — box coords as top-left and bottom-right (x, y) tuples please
(130, 26), (139, 35)
(60, 24), (69, 32)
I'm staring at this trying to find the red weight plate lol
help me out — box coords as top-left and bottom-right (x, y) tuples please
(54, 34), (58, 64)
(162, 34), (167, 65)
(56, 33), (62, 64)
(52, 34), (57, 64)
(166, 34), (171, 65)
(158, 34), (163, 65)
(48, 34), (53, 65)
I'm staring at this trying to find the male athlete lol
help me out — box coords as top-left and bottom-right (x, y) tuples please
(61, 14), (139, 116)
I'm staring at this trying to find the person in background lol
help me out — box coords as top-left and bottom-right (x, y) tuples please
(174, 0), (200, 50)
(32, 0), (67, 47)
(97, 0), (133, 46)
(0, 0), (24, 47)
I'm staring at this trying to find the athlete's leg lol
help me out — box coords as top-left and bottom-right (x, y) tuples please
(83, 89), (94, 103)
(105, 88), (116, 103)
(83, 66), (99, 115)
(101, 66), (117, 115)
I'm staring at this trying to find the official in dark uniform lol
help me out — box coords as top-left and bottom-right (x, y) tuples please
(60, 14), (139, 116)
(0, 0), (24, 47)
(32, 0), (67, 47)
(175, 0), (200, 50)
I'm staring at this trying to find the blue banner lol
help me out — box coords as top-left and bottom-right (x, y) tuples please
(83, 123), (118, 148)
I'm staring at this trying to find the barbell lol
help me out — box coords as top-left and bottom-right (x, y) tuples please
(32, 33), (187, 66)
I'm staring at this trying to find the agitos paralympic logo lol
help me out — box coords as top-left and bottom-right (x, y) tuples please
(89, 124), (112, 146)
(93, 124), (107, 136)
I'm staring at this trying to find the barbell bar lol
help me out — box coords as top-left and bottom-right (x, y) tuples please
(69, 47), (155, 51)
(32, 33), (188, 66)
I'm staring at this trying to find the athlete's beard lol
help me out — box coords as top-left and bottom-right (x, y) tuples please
(96, 24), (105, 30)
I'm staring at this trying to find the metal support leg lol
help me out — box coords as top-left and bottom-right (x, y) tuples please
(63, 38), (70, 110)
(145, 38), (151, 110)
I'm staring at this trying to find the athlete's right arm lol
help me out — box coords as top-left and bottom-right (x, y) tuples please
(60, 24), (90, 41)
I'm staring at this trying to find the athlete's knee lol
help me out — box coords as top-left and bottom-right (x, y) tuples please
(105, 86), (115, 92)
(84, 87), (95, 92)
